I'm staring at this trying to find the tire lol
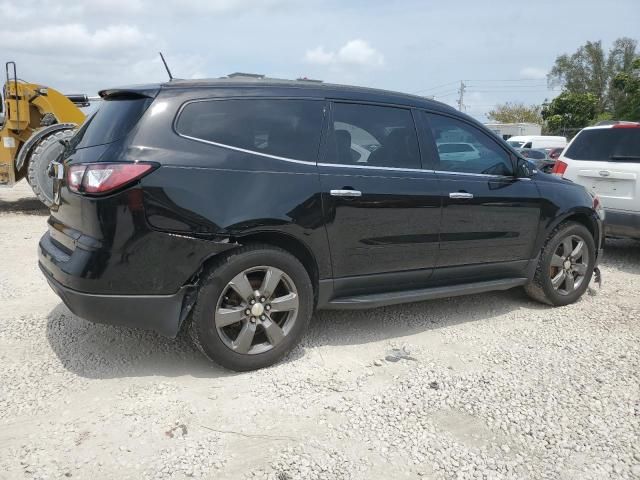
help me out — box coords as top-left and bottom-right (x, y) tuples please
(189, 244), (313, 371)
(525, 221), (596, 306)
(27, 129), (75, 207)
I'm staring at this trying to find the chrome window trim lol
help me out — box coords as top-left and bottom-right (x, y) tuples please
(177, 134), (318, 166)
(433, 170), (510, 179)
(433, 170), (532, 181)
(318, 162), (434, 173)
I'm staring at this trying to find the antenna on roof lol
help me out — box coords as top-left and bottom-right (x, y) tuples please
(159, 52), (174, 81)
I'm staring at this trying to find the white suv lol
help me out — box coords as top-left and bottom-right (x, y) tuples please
(553, 122), (640, 239)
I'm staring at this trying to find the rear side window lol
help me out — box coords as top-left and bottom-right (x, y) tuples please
(326, 103), (421, 169)
(176, 99), (324, 163)
(72, 97), (153, 149)
(565, 128), (640, 161)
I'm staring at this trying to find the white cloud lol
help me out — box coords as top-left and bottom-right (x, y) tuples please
(520, 67), (547, 79)
(305, 39), (384, 68)
(0, 24), (152, 54)
(337, 39), (384, 67)
(163, 0), (289, 14)
(304, 46), (335, 65)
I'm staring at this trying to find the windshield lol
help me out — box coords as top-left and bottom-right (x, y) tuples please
(565, 128), (640, 161)
(71, 96), (153, 149)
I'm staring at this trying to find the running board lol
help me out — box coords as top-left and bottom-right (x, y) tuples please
(325, 278), (528, 310)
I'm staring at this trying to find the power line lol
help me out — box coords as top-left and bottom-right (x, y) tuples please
(412, 80), (460, 94)
(431, 90), (459, 99)
(464, 78), (549, 82)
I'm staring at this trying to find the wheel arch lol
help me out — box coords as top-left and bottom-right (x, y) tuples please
(539, 207), (601, 252)
(191, 231), (320, 302)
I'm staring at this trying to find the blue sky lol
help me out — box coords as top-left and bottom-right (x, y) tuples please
(2, 0), (639, 120)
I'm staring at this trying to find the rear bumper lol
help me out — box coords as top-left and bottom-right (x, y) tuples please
(604, 209), (640, 239)
(40, 263), (192, 337)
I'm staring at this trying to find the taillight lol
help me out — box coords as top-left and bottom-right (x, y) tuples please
(66, 162), (157, 195)
(551, 160), (568, 177)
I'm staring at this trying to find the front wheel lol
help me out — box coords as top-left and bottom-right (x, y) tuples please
(525, 222), (596, 306)
(189, 244), (313, 371)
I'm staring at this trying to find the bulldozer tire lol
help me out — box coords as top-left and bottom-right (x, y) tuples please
(27, 129), (75, 208)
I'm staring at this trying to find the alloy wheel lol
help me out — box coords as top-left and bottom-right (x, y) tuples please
(549, 234), (590, 295)
(215, 266), (299, 355)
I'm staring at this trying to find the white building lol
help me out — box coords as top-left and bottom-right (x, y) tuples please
(484, 122), (541, 140)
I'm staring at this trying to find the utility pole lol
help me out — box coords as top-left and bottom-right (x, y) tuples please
(457, 80), (466, 112)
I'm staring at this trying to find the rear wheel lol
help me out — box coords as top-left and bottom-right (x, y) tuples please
(525, 222), (596, 306)
(27, 129), (75, 207)
(189, 244), (313, 371)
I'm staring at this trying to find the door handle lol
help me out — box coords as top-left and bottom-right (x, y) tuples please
(449, 192), (474, 199)
(330, 189), (362, 197)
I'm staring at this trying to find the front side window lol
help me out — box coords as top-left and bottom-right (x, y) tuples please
(175, 99), (324, 163)
(326, 103), (421, 169)
(425, 113), (513, 176)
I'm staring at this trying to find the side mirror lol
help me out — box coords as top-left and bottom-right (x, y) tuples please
(516, 158), (536, 178)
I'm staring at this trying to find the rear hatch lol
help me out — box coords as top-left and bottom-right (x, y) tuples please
(69, 89), (157, 155)
(51, 88), (158, 239)
(561, 125), (640, 212)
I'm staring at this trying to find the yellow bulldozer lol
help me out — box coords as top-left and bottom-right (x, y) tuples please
(0, 61), (95, 206)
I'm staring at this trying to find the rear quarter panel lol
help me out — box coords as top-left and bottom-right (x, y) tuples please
(130, 88), (332, 279)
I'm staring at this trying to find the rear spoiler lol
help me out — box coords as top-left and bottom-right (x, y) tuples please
(98, 86), (160, 100)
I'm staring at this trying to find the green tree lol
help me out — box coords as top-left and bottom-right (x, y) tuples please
(487, 102), (542, 124)
(542, 92), (599, 134)
(548, 37), (637, 114)
(612, 57), (640, 120)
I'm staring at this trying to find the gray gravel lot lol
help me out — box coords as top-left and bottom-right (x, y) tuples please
(0, 182), (639, 480)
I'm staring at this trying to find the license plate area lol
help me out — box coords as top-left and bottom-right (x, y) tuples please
(587, 178), (634, 199)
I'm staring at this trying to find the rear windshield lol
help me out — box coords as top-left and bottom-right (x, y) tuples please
(564, 128), (640, 161)
(71, 96), (153, 149)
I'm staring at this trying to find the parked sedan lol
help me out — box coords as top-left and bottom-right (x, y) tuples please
(519, 148), (555, 173)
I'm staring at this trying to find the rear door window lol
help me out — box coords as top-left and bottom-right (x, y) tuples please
(72, 96), (154, 149)
(176, 99), (324, 163)
(326, 103), (421, 169)
(564, 128), (640, 161)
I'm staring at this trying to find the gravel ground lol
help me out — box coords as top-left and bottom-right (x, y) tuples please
(0, 181), (639, 480)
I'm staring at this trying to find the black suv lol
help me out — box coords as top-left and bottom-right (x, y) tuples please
(39, 78), (604, 371)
